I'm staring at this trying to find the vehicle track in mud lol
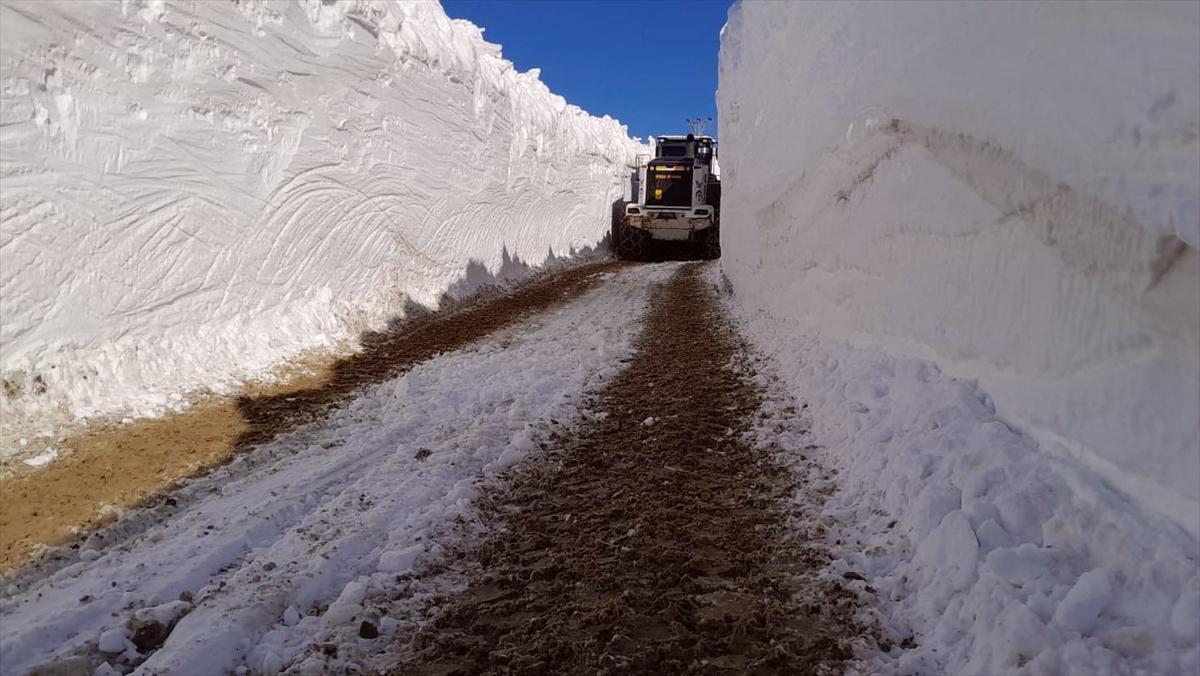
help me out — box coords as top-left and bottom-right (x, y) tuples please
(397, 263), (861, 675)
(1, 260), (625, 574)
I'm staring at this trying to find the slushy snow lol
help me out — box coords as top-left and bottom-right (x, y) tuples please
(0, 0), (646, 455)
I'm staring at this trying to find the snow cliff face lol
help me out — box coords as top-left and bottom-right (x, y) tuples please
(0, 0), (645, 447)
(718, 1), (1199, 533)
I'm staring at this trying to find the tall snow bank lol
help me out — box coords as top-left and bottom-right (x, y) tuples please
(0, 0), (645, 447)
(718, 1), (1199, 532)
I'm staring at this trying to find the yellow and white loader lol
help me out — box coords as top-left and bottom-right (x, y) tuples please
(612, 131), (720, 260)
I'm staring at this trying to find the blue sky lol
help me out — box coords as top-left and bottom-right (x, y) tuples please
(441, 0), (733, 141)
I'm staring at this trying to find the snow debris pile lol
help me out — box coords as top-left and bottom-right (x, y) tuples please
(718, 2), (1199, 674)
(0, 0), (646, 451)
(738, 327), (1200, 675)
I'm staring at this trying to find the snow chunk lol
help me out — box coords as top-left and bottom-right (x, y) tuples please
(133, 599), (192, 627)
(334, 579), (368, 608)
(259, 649), (284, 675)
(509, 428), (537, 454)
(1054, 569), (1112, 634)
(281, 606), (302, 627)
(1171, 592), (1200, 640)
(378, 616), (400, 636)
(378, 544), (424, 574)
(911, 484), (962, 537)
(97, 627), (130, 654)
(22, 448), (58, 467)
(913, 511), (979, 602)
(322, 603), (362, 626)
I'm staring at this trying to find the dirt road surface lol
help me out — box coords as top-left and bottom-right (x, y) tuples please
(397, 264), (861, 674)
(2, 261), (867, 675)
(0, 260), (622, 573)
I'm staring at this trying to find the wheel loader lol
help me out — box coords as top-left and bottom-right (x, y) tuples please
(611, 130), (720, 260)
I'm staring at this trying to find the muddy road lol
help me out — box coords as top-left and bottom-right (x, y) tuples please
(398, 264), (860, 674)
(0, 260), (624, 571)
(1, 261), (865, 675)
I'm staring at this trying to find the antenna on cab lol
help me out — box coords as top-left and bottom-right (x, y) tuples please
(685, 117), (713, 136)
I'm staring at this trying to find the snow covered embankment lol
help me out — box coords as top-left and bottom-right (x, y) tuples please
(719, 2), (1199, 675)
(0, 0), (645, 452)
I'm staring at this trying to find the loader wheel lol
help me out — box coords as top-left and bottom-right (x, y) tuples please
(610, 199), (631, 260)
(618, 223), (648, 261)
(701, 226), (721, 260)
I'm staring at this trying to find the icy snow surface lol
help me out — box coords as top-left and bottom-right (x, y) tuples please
(0, 264), (675, 675)
(718, 1), (1199, 533)
(0, 0), (646, 453)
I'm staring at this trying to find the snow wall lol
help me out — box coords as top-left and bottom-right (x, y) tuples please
(718, 2), (1200, 533)
(0, 0), (645, 449)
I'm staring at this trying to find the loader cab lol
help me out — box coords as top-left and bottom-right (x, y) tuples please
(654, 134), (716, 167)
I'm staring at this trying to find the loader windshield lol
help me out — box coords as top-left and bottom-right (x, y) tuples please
(646, 163), (693, 207)
(658, 143), (689, 158)
(655, 137), (715, 164)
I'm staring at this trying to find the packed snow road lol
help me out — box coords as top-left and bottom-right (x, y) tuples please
(1, 261), (865, 675)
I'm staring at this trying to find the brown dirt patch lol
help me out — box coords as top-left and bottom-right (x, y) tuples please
(397, 263), (861, 675)
(0, 261), (623, 573)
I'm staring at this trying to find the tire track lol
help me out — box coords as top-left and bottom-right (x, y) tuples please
(396, 263), (862, 674)
(1, 259), (624, 575)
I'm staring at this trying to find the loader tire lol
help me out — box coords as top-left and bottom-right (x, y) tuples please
(610, 199), (631, 260)
(701, 225), (721, 260)
(619, 222), (648, 261)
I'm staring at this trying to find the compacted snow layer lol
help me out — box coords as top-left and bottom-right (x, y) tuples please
(0, 0), (646, 451)
(0, 264), (675, 675)
(729, 297), (1200, 675)
(717, 1), (1199, 533)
